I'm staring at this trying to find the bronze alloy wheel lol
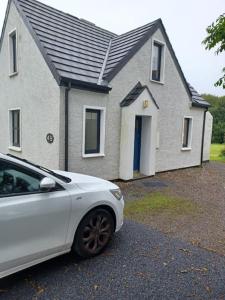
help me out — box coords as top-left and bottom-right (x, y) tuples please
(73, 209), (114, 258)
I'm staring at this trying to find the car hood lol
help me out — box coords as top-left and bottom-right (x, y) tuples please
(53, 170), (119, 191)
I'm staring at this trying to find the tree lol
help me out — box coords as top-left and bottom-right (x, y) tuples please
(202, 93), (225, 143)
(202, 14), (225, 89)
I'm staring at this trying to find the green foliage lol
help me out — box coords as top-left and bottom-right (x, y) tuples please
(220, 147), (225, 157)
(210, 144), (225, 162)
(202, 14), (225, 88)
(202, 94), (225, 143)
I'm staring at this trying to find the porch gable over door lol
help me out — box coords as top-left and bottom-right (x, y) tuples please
(119, 83), (159, 180)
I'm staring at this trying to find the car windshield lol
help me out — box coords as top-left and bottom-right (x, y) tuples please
(6, 154), (71, 183)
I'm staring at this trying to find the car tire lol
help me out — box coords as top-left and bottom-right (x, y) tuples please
(73, 208), (114, 258)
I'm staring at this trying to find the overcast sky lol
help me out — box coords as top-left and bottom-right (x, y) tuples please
(0, 0), (224, 96)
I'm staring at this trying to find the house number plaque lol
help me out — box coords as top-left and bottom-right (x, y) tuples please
(46, 133), (54, 144)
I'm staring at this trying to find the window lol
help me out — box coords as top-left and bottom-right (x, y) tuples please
(83, 106), (106, 156)
(9, 109), (21, 149)
(9, 30), (18, 75)
(0, 159), (44, 197)
(151, 41), (165, 82)
(182, 117), (193, 149)
(85, 109), (100, 154)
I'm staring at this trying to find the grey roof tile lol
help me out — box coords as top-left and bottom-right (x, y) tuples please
(120, 82), (159, 109)
(103, 22), (156, 79)
(188, 84), (211, 108)
(14, 0), (160, 88)
(15, 0), (115, 87)
(7, 0), (206, 100)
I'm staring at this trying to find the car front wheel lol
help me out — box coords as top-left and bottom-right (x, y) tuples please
(73, 208), (114, 258)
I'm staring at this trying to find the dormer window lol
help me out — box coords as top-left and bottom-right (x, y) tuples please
(9, 29), (18, 76)
(151, 40), (165, 83)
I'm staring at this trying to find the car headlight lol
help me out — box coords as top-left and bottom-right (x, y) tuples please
(110, 188), (122, 200)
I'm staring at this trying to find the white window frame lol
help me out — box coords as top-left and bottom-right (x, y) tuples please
(150, 38), (166, 84)
(82, 105), (106, 158)
(8, 108), (22, 152)
(8, 28), (18, 77)
(181, 116), (193, 151)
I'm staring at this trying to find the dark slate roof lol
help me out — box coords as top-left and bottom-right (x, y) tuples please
(0, 0), (208, 106)
(188, 84), (211, 108)
(9, 0), (161, 91)
(103, 21), (157, 80)
(120, 82), (159, 109)
(13, 0), (116, 90)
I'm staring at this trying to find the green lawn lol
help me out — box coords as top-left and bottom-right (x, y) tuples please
(124, 192), (199, 220)
(210, 144), (225, 162)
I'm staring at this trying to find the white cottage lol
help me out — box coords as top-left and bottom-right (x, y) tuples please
(0, 0), (213, 180)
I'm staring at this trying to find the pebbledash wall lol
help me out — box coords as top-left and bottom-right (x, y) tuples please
(65, 28), (207, 180)
(0, 1), (61, 169)
(0, 3), (209, 180)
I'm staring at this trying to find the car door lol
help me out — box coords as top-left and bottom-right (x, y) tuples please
(0, 159), (71, 274)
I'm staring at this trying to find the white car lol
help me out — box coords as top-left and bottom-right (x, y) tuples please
(0, 153), (124, 279)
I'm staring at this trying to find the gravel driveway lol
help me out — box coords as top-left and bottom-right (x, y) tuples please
(1, 220), (225, 300)
(120, 162), (225, 255)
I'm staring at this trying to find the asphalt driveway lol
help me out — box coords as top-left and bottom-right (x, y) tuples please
(1, 220), (225, 300)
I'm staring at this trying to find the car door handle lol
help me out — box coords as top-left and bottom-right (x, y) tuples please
(76, 196), (82, 200)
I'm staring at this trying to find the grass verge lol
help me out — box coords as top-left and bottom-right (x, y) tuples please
(210, 144), (225, 162)
(124, 192), (198, 220)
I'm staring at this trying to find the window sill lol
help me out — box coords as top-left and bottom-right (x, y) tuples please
(181, 147), (192, 151)
(8, 146), (22, 152)
(9, 72), (18, 78)
(150, 79), (164, 85)
(82, 153), (105, 158)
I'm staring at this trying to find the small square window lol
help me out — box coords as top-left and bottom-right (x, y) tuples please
(9, 109), (21, 148)
(182, 117), (193, 149)
(9, 30), (18, 75)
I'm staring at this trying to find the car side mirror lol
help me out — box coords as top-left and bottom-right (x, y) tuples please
(40, 177), (56, 191)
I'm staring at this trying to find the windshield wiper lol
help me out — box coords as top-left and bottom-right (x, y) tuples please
(6, 154), (71, 183)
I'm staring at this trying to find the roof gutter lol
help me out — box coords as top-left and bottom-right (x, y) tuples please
(61, 77), (111, 94)
(192, 102), (211, 109)
(200, 108), (208, 165)
(65, 82), (71, 171)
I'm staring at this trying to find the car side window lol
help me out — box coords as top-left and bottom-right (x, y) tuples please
(0, 159), (44, 197)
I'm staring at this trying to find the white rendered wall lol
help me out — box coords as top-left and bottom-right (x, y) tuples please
(0, 2), (61, 169)
(119, 89), (158, 180)
(64, 27), (208, 179)
(203, 111), (213, 161)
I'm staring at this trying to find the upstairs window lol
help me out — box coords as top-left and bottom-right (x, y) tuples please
(9, 30), (18, 75)
(182, 117), (193, 149)
(9, 109), (21, 149)
(151, 41), (165, 82)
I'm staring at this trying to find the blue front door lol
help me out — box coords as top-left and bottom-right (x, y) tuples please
(133, 116), (142, 171)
